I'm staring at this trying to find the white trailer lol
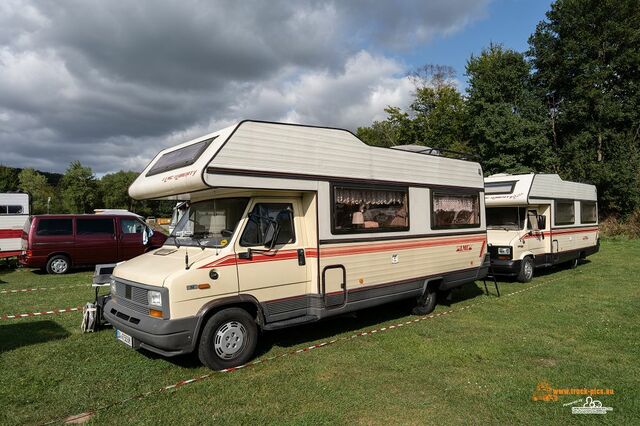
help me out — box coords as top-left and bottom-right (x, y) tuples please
(484, 173), (599, 282)
(104, 120), (489, 369)
(0, 193), (30, 258)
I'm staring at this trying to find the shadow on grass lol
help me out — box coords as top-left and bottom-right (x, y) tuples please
(0, 320), (70, 353)
(31, 266), (94, 276)
(492, 258), (593, 283)
(160, 281), (489, 369)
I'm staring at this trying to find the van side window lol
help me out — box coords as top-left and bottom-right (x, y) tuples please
(77, 218), (115, 235)
(121, 219), (145, 234)
(240, 203), (295, 246)
(555, 201), (575, 225)
(36, 219), (73, 236)
(332, 185), (409, 233)
(431, 192), (480, 229)
(580, 201), (597, 224)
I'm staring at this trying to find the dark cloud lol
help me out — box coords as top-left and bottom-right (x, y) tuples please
(0, 0), (489, 174)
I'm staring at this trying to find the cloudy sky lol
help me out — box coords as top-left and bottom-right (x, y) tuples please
(0, 0), (552, 175)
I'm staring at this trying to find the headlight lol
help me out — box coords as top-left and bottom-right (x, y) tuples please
(147, 290), (162, 307)
(110, 279), (116, 294)
(497, 247), (512, 255)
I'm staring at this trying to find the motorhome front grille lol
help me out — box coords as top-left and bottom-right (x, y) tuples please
(114, 295), (150, 316)
(115, 281), (149, 305)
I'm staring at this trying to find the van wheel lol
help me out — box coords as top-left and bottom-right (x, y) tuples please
(412, 286), (437, 315)
(198, 308), (258, 370)
(46, 255), (70, 275)
(517, 257), (534, 283)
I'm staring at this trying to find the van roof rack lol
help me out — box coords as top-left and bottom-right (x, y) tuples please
(390, 144), (481, 161)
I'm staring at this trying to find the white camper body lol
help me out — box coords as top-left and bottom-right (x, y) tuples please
(484, 174), (599, 282)
(104, 121), (489, 369)
(0, 193), (30, 258)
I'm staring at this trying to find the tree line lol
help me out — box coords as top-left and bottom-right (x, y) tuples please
(357, 0), (640, 218)
(0, 162), (173, 217)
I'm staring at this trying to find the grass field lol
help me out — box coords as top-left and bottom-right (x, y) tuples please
(0, 239), (638, 425)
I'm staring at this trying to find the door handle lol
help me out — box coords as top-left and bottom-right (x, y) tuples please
(297, 249), (306, 266)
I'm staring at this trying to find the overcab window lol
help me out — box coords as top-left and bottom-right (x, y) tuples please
(332, 185), (409, 234)
(431, 192), (480, 229)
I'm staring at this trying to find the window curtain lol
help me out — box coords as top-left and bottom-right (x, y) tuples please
(336, 188), (405, 206)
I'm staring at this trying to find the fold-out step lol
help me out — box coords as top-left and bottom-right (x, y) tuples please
(263, 315), (319, 331)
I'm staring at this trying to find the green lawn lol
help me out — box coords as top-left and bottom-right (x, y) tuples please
(0, 240), (638, 425)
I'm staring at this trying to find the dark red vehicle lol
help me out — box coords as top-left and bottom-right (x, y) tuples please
(19, 214), (167, 274)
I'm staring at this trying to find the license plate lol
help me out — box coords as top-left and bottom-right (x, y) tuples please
(115, 329), (133, 347)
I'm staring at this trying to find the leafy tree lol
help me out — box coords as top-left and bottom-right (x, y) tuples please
(99, 171), (138, 210)
(528, 0), (640, 216)
(357, 65), (468, 151)
(466, 43), (555, 174)
(17, 168), (59, 214)
(0, 166), (19, 192)
(60, 161), (100, 213)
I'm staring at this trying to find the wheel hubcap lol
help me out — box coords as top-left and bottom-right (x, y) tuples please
(214, 321), (247, 359)
(51, 259), (67, 273)
(524, 262), (533, 279)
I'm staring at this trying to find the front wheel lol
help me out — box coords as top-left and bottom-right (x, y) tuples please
(198, 308), (258, 370)
(517, 257), (534, 283)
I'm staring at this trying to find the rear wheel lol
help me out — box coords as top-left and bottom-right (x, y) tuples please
(412, 286), (438, 315)
(517, 257), (534, 283)
(569, 257), (579, 269)
(46, 255), (70, 275)
(198, 308), (258, 370)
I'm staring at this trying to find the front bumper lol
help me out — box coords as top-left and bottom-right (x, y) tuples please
(104, 295), (198, 357)
(490, 258), (522, 277)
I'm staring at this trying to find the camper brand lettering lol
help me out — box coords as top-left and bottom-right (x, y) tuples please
(161, 170), (197, 182)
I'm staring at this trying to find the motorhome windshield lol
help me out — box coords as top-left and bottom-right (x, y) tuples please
(486, 207), (526, 230)
(168, 198), (249, 248)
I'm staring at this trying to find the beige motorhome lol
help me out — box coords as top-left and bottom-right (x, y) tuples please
(485, 173), (599, 282)
(104, 121), (489, 370)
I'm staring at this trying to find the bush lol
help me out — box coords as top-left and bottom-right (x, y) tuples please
(600, 211), (640, 239)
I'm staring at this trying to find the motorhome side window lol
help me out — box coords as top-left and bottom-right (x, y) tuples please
(555, 200), (575, 225)
(36, 219), (73, 236)
(0, 205), (23, 214)
(332, 186), (409, 233)
(432, 192), (480, 229)
(580, 201), (597, 224)
(240, 203), (295, 246)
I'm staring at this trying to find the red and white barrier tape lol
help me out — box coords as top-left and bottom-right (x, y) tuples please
(0, 284), (87, 295)
(48, 276), (563, 425)
(0, 306), (84, 321)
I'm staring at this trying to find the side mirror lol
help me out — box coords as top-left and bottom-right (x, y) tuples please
(537, 215), (546, 230)
(263, 221), (280, 249)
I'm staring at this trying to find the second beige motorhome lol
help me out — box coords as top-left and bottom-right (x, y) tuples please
(104, 121), (489, 370)
(485, 173), (599, 282)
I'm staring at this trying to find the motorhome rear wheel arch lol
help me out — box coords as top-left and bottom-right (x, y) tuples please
(104, 120), (490, 369)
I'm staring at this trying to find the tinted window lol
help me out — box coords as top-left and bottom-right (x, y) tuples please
(486, 207), (525, 230)
(555, 201), (575, 225)
(77, 218), (115, 235)
(121, 219), (145, 234)
(240, 203), (295, 246)
(333, 186), (409, 234)
(580, 201), (597, 224)
(485, 181), (516, 195)
(432, 192), (481, 229)
(0, 205), (23, 214)
(146, 137), (215, 177)
(36, 219), (73, 236)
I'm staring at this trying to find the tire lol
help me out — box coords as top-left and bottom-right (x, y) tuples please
(412, 286), (438, 315)
(517, 257), (534, 283)
(569, 257), (579, 269)
(198, 308), (258, 370)
(46, 255), (70, 275)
